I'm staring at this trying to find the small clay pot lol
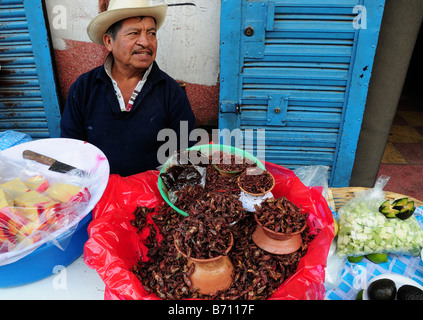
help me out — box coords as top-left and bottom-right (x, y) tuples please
(237, 168), (275, 196)
(212, 164), (242, 178)
(252, 214), (306, 255)
(174, 233), (234, 295)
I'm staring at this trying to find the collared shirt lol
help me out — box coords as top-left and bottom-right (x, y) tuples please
(60, 61), (196, 177)
(104, 53), (153, 112)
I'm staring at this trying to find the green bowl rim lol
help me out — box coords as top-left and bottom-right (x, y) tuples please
(157, 144), (266, 217)
(212, 163), (243, 174)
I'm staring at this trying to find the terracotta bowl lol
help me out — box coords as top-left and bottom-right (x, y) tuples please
(252, 214), (306, 255)
(237, 169), (275, 196)
(174, 233), (234, 295)
(212, 164), (243, 178)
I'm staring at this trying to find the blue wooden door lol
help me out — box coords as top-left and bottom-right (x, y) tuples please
(0, 0), (61, 139)
(219, 0), (385, 187)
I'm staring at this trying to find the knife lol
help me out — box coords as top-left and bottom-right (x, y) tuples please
(23, 150), (88, 176)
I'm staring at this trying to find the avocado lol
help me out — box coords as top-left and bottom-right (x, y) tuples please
(379, 200), (399, 218)
(379, 199), (390, 210)
(392, 197), (408, 209)
(356, 289), (363, 300)
(378, 198), (415, 220)
(396, 201), (415, 220)
(367, 278), (397, 300)
(397, 284), (423, 300)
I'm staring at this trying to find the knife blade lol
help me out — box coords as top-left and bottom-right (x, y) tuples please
(22, 150), (88, 176)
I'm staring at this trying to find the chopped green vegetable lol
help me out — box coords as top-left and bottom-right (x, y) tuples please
(336, 196), (423, 257)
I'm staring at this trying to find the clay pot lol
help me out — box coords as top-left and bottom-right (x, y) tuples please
(212, 164), (242, 178)
(252, 214), (306, 255)
(237, 168), (275, 196)
(174, 233), (234, 295)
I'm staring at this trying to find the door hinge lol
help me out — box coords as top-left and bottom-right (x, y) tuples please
(220, 102), (241, 114)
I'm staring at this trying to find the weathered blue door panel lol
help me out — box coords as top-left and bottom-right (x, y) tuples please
(333, 1), (386, 187)
(0, 0), (61, 138)
(219, 0), (385, 187)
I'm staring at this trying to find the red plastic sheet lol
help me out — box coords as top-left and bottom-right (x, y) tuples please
(84, 162), (335, 300)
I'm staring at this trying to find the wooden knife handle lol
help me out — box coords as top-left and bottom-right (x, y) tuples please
(22, 150), (57, 166)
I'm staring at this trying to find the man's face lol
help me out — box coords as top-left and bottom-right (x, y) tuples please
(104, 16), (157, 74)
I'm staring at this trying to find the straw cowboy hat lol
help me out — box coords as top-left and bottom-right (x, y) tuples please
(87, 0), (168, 45)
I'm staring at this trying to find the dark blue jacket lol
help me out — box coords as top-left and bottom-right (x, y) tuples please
(60, 61), (196, 176)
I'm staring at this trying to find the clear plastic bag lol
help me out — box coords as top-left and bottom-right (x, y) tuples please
(324, 240), (347, 291)
(336, 175), (423, 257)
(239, 190), (273, 212)
(158, 149), (207, 204)
(294, 165), (329, 198)
(0, 154), (92, 263)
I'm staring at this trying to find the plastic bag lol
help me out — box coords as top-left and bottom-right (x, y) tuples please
(84, 160), (335, 300)
(294, 165), (329, 199)
(336, 175), (423, 257)
(239, 190), (273, 212)
(158, 149), (207, 204)
(324, 239), (347, 291)
(0, 130), (32, 151)
(0, 154), (93, 265)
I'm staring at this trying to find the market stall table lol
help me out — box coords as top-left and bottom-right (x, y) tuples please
(1, 135), (421, 300)
(0, 255), (105, 299)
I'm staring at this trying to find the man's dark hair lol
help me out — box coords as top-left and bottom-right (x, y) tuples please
(105, 16), (157, 40)
(106, 20), (124, 40)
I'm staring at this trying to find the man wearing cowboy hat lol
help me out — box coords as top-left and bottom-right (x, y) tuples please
(60, 0), (196, 176)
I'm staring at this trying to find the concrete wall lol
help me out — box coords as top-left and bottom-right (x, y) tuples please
(44, 0), (222, 126)
(350, 0), (423, 187)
